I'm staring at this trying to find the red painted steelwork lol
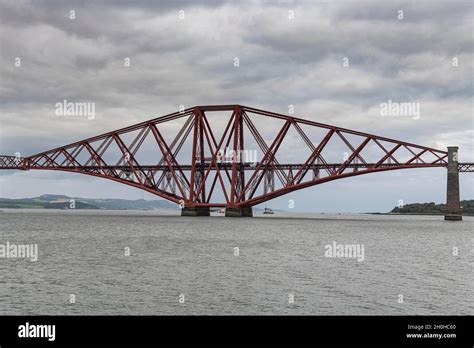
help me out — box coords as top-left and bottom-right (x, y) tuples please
(1, 105), (469, 208)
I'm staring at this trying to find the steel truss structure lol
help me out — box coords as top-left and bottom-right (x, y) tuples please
(0, 105), (472, 209)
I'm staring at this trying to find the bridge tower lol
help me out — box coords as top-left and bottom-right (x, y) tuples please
(445, 146), (462, 221)
(225, 106), (253, 217)
(181, 107), (211, 216)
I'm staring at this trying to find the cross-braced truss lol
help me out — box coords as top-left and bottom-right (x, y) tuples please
(1, 105), (470, 208)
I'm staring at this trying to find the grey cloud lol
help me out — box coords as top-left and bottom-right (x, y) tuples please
(0, 0), (472, 210)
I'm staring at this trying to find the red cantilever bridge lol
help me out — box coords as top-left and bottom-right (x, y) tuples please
(0, 105), (472, 218)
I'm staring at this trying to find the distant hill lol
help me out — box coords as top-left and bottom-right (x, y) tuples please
(390, 200), (474, 216)
(0, 194), (178, 210)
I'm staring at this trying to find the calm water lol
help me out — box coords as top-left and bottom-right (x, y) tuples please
(0, 210), (472, 315)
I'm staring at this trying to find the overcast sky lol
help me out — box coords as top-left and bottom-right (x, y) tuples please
(0, 0), (472, 212)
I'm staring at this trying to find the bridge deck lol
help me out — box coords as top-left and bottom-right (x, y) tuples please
(0, 157), (463, 171)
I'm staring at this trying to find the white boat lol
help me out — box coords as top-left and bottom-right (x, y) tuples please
(263, 207), (274, 214)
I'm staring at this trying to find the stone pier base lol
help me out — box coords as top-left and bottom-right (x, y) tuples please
(225, 206), (253, 217)
(181, 206), (210, 216)
(444, 214), (462, 221)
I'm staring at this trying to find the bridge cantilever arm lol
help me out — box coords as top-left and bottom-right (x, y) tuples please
(0, 155), (29, 170)
(458, 163), (474, 172)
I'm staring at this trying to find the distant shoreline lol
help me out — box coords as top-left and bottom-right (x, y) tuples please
(1, 195), (473, 216)
(369, 212), (473, 216)
(1, 208), (473, 218)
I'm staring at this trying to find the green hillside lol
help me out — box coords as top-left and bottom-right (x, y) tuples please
(0, 194), (177, 210)
(390, 200), (474, 215)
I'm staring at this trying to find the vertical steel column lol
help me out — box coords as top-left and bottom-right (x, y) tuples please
(188, 108), (199, 204)
(182, 107), (210, 216)
(226, 106), (252, 216)
(230, 106), (241, 204)
(237, 106), (245, 201)
(198, 110), (206, 203)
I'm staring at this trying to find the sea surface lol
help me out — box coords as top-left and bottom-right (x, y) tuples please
(0, 209), (472, 315)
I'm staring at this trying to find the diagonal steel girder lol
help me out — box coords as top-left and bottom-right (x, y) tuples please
(1, 105), (466, 208)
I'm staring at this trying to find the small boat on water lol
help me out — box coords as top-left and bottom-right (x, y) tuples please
(263, 207), (274, 214)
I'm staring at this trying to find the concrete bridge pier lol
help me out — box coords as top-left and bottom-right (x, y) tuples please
(445, 146), (462, 221)
(181, 206), (210, 216)
(225, 206), (253, 217)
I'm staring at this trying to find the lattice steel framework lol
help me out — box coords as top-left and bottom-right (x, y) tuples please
(1, 105), (471, 208)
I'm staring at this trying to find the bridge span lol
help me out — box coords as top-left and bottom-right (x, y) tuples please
(0, 105), (472, 219)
